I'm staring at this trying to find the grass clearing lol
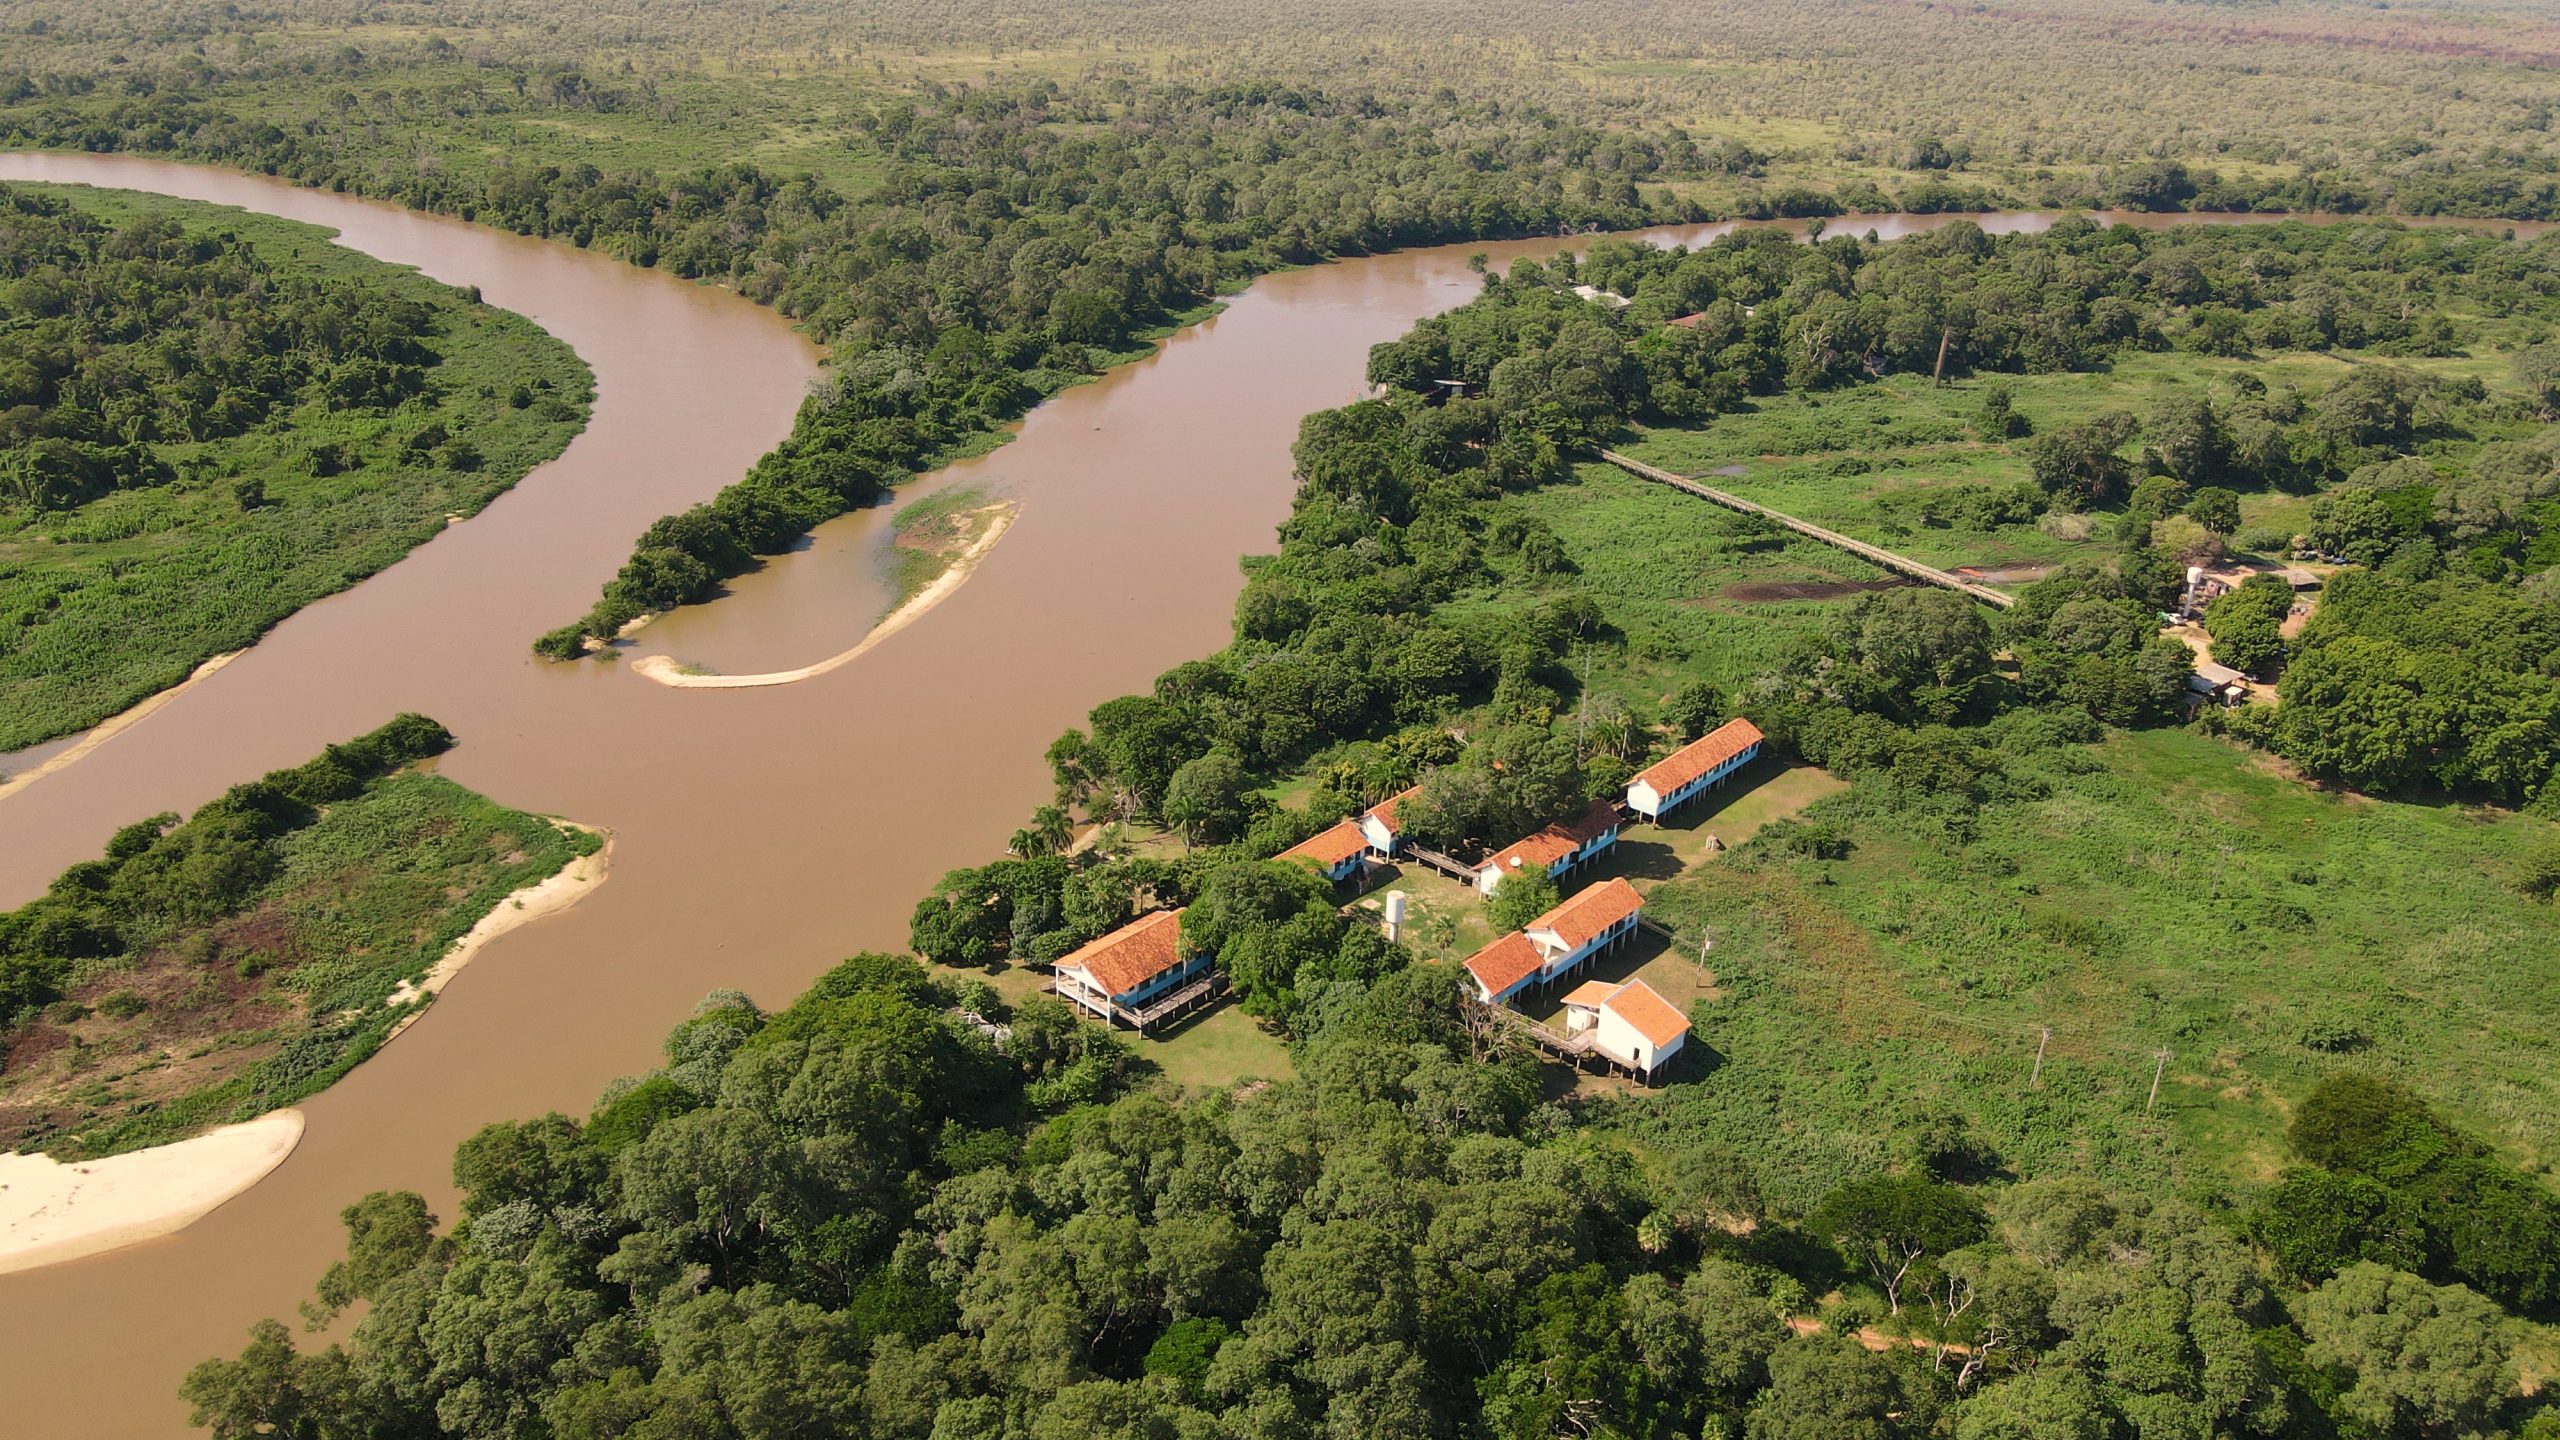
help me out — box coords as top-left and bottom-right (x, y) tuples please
(1625, 727), (2560, 1212)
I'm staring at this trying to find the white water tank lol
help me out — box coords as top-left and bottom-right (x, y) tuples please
(1383, 890), (1408, 942)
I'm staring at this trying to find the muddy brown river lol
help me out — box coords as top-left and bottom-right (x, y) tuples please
(0, 153), (2545, 1434)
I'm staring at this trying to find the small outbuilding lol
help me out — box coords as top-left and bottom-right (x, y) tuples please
(1570, 977), (1689, 1083)
(2187, 659), (2251, 706)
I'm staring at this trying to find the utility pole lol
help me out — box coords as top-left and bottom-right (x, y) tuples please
(2147, 1049), (2170, 1115)
(1697, 926), (1713, 991)
(2030, 1026), (2050, 1088)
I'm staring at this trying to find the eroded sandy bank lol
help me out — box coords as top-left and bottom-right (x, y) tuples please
(632, 502), (1018, 690)
(0, 651), (241, 807)
(0, 1110), (304, 1276)
(383, 820), (614, 1040)
(0, 821), (609, 1276)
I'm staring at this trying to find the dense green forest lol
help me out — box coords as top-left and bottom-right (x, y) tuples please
(0, 184), (591, 750)
(0, 715), (599, 1159)
(183, 214), (2560, 1435)
(10, 0), (2559, 662)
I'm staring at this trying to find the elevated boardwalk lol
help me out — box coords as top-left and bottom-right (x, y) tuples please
(1402, 845), (1480, 882)
(1479, 1000), (1594, 1058)
(1598, 450), (2015, 610)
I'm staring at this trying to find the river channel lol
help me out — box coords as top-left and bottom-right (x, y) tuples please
(0, 151), (2546, 1433)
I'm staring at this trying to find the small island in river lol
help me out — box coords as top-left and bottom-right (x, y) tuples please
(631, 491), (1017, 689)
(0, 715), (606, 1169)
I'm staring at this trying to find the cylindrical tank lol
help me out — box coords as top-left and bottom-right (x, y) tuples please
(1383, 890), (1408, 942)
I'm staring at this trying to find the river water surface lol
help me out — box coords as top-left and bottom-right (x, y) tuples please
(0, 153), (2545, 1433)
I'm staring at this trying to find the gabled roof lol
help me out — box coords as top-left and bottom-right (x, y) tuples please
(1280, 819), (1368, 869)
(1527, 877), (1645, 952)
(1602, 978), (1689, 1049)
(1482, 800), (1622, 879)
(1462, 932), (1546, 1000)
(1057, 909), (1189, 996)
(1364, 784), (1425, 837)
(1633, 717), (1764, 796)
(1560, 979), (1617, 1010)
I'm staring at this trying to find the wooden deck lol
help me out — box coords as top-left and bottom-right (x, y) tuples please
(1598, 449), (2015, 610)
(1054, 972), (1227, 1032)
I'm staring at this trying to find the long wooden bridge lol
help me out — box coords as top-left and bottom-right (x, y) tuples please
(1597, 449), (2016, 610)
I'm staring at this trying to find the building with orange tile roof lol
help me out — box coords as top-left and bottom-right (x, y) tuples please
(1474, 800), (1623, 896)
(1626, 718), (1764, 821)
(1358, 783), (1425, 857)
(1560, 977), (1690, 1082)
(1462, 931), (1549, 1006)
(1523, 877), (1644, 977)
(1279, 820), (1370, 883)
(1053, 910), (1212, 1030)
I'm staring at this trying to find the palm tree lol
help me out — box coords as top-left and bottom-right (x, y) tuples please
(1031, 805), (1074, 855)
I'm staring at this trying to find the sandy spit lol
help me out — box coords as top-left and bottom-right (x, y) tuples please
(0, 1110), (304, 1276)
(0, 651), (242, 807)
(383, 820), (613, 1040)
(0, 821), (608, 1276)
(631, 502), (1017, 690)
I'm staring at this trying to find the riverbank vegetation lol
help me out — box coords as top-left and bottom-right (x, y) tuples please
(179, 201), (2560, 1435)
(888, 488), (1013, 608)
(0, 715), (598, 1161)
(0, 184), (592, 751)
(13, 0), (2560, 668)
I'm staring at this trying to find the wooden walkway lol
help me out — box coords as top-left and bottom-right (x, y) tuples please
(1481, 1001), (1594, 1058)
(1402, 845), (1480, 882)
(1597, 450), (2015, 610)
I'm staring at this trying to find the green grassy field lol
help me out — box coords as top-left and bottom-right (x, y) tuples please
(1, 772), (598, 1159)
(0, 184), (592, 751)
(1614, 345), (2544, 579)
(1438, 458), (1896, 713)
(1629, 727), (2560, 1212)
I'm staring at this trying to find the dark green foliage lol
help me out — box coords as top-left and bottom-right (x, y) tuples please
(2252, 569), (2560, 802)
(2273, 1074), (2560, 1315)
(0, 185), (590, 747)
(2203, 573), (2294, 675)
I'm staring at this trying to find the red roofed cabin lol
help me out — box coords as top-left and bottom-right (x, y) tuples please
(1560, 977), (1690, 1083)
(1359, 784), (1424, 858)
(1626, 718), (1763, 822)
(1462, 931), (1549, 1008)
(1474, 800), (1623, 896)
(1279, 820), (1369, 884)
(1461, 877), (1645, 1005)
(1052, 910), (1215, 1031)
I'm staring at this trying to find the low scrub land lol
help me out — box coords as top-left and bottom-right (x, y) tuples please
(0, 716), (597, 1159)
(0, 184), (591, 750)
